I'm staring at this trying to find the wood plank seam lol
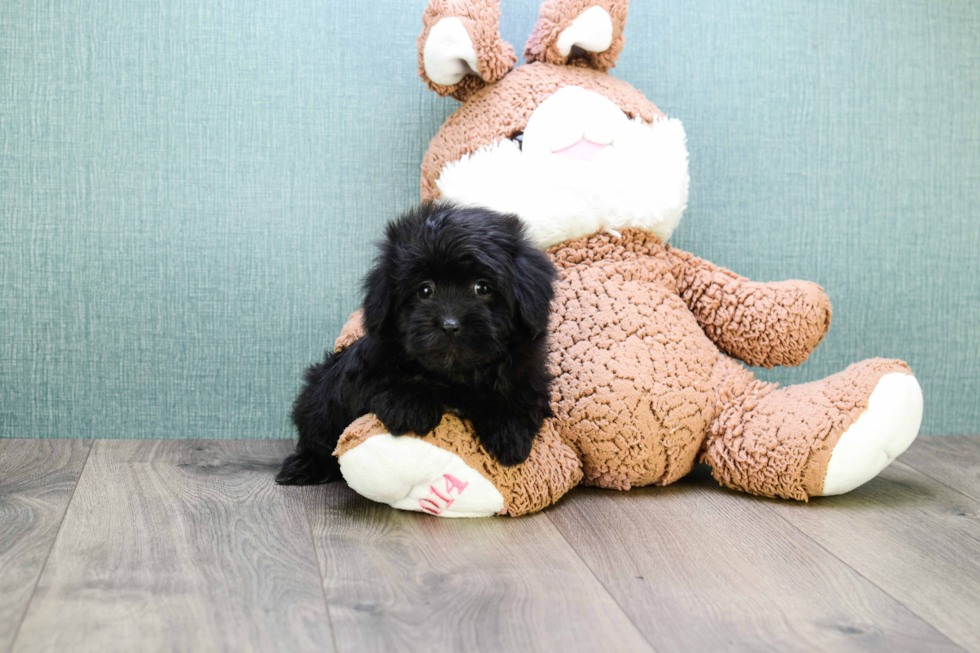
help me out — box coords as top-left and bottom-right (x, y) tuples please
(10, 440), (337, 651)
(758, 491), (970, 653)
(892, 459), (980, 506)
(6, 440), (94, 653)
(302, 486), (341, 653)
(543, 507), (663, 653)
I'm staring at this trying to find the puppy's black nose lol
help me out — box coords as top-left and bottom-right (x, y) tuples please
(440, 318), (461, 336)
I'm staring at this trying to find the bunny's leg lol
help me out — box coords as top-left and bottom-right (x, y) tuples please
(703, 357), (922, 500)
(335, 415), (582, 517)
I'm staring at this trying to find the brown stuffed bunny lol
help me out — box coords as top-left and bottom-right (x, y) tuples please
(330, 0), (923, 517)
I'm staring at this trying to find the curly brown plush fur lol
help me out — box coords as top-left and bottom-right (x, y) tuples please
(322, 0), (922, 516)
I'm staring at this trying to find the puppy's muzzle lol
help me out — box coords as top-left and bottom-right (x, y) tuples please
(440, 317), (461, 336)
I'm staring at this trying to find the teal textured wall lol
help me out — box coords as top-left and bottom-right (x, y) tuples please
(2, 0), (978, 438)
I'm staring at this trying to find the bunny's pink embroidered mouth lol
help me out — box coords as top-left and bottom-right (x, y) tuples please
(553, 139), (608, 161)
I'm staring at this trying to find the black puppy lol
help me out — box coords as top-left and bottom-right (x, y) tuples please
(276, 202), (557, 485)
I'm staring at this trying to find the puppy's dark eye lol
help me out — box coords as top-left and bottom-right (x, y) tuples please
(417, 282), (434, 299)
(474, 280), (492, 298)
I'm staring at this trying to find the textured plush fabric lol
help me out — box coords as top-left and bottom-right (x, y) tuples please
(545, 230), (721, 490)
(524, 0), (628, 72)
(665, 248), (832, 369)
(418, 0), (517, 101)
(704, 355), (912, 500)
(334, 311), (368, 353)
(333, 229), (901, 502)
(335, 413), (583, 517)
(420, 62), (664, 201)
(1, 0), (978, 440)
(330, 0), (929, 513)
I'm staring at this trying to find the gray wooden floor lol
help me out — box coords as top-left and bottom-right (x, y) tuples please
(1, 437), (978, 653)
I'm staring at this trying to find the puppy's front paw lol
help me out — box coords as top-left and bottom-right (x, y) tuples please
(372, 389), (443, 436)
(275, 451), (341, 485)
(474, 415), (537, 467)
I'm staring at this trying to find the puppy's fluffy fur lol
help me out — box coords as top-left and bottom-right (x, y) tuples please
(276, 202), (557, 485)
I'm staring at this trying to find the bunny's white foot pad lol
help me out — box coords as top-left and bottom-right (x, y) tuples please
(821, 373), (923, 496)
(338, 433), (504, 517)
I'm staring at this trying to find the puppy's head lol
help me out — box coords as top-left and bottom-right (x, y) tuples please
(362, 202), (556, 374)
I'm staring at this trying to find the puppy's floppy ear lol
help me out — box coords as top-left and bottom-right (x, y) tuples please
(361, 260), (393, 335)
(512, 247), (557, 335)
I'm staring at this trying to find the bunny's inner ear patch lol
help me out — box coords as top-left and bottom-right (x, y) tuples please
(417, 0), (516, 101)
(524, 0), (629, 72)
(423, 18), (481, 86)
(556, 6), (614, 57)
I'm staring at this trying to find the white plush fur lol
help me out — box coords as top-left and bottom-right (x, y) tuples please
(423, 17), (480, 86)
(821, 374), (924, 496)
(339, 434), (505, 518)
(556, 6), (613, 56)
(435, 86), (690, 249)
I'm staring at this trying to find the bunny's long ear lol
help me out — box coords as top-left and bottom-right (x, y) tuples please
(418, 0), (517, 102)
(524, 0), (628, 72)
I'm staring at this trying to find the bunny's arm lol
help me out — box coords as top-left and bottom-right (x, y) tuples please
(664, 247), (832, 368)
(334, 310), (366, 353)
